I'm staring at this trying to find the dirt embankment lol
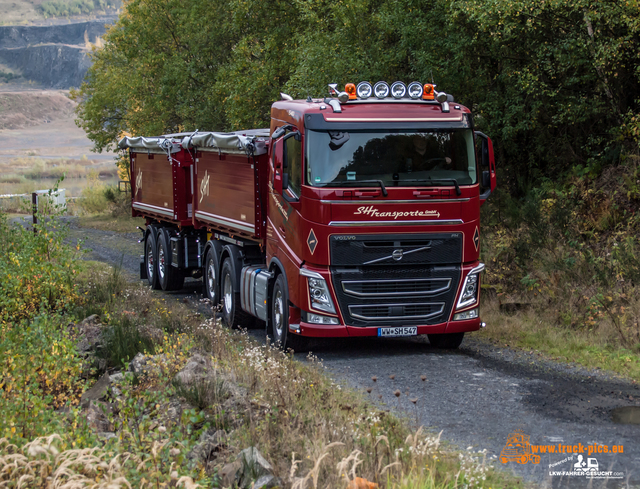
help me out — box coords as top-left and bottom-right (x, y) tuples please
(0, 91), (76, 130)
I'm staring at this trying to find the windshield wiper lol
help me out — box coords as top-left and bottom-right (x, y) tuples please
(399, 178), (461, 196)
(329, 179), (388, 197)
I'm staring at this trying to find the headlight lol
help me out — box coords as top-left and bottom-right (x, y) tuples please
(300, 269), (336, 314)
(356, 81), (372, 99)
(456, 263), (485, 310)
(391, 81), (407, 99)
(373, 81), (390, 99)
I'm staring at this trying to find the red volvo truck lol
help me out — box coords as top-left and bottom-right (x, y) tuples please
(119, 81), (496, 350)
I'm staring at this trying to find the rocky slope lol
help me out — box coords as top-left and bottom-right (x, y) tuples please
(0, 18), (116, 89)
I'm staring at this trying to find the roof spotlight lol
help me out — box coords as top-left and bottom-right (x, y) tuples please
(408, 82), (423, 99)
(373, 81), (390, 99)
(356, 81), (372, 99)
(391, 81), (407, 99)
(436, 91), (448, 103)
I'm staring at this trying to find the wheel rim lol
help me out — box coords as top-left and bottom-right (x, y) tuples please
(147, 242), (154, 280)
(223, 272), (233, 316)
(158, 243), (165, 280)
(207, 260), (216, 300)
(274, 289), (284, 339)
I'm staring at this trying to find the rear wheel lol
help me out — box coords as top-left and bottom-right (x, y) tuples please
(157, 230), (184, 291)
(271, 274), (308, 352)
(145, 228), (160, 290)
(204, 248), (219, 305)
(220, 258), (252, 329)
(427, 332), (465, 349)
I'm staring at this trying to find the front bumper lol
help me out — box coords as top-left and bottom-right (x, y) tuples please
(290, 317), (482, 338)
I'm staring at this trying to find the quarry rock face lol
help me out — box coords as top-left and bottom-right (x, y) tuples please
(0, 20), (111, 49)
(0, 17), (116, 89)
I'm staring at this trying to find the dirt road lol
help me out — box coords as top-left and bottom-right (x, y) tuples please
(66, 218), (640, 489)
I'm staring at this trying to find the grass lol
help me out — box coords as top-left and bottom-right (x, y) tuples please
(478, 297), (640, 382)
(76, 213), (141, 233)
(0, 210), (524, 488)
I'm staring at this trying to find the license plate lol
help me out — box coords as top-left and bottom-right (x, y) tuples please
(378, 326), (417, 337)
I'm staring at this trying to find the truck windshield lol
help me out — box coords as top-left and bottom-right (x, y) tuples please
(305, 129), (477, 188)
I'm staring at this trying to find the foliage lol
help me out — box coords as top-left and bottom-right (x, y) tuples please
(0, 197), (79, 326)
(74, 0), (640, 194)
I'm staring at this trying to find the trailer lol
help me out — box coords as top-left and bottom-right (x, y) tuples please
(119, 81), (496, 350)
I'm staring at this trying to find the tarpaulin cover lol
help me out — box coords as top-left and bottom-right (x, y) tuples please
(119, 129), (270, 156)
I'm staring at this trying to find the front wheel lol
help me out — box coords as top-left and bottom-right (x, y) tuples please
(271, 274), (308, 352)
(427, 332), (464, 349)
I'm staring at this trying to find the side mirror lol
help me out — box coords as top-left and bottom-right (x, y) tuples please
(475, 131), (496, 205)
(482, 170), (490, 188)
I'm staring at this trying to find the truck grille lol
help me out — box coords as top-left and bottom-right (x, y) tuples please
(331, 265), (460, 327)
(330, 233), (462, 267)
(342, 278), (451, 297)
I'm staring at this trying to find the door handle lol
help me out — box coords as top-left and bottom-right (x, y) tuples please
(278, 226), (286, 237)
(355, 190), (381, 198)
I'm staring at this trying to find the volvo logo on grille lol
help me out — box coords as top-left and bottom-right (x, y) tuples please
(392, 249), (404, 261)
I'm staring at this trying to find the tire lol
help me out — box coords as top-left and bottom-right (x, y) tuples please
(204, 247), (220, 305)
(220, 257), (253, 329)
(157, 230), (184, 291)
(427, 332), (465, 349)
(145, 227), (160, 290)
(271, 273), (308, 352)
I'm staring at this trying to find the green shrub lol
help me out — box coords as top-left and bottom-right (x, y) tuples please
(0, 209), (79, 326)
(100, 314), (156, 369)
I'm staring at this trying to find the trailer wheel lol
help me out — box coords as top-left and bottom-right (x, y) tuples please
(204, 248), (219, 305)
(271, 274), (308, 352)
(427, 332), (464, 349)
(145, 228), (160, 290)
(220, 257), (252, 329)
(156, 230), (184, 291)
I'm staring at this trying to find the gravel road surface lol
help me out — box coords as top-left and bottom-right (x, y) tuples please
(64, 217), (640, 489)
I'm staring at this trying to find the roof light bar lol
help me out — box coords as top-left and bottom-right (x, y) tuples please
(326, 81), (450, 102)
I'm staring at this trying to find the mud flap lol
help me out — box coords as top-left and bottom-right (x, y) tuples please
(140, 255), (147, 280)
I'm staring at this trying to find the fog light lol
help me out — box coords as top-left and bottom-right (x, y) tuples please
(454, 308), (479, 321)
(306, 312), (340, 325)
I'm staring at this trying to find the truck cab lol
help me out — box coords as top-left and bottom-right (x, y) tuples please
(265, 82), (496, 349)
